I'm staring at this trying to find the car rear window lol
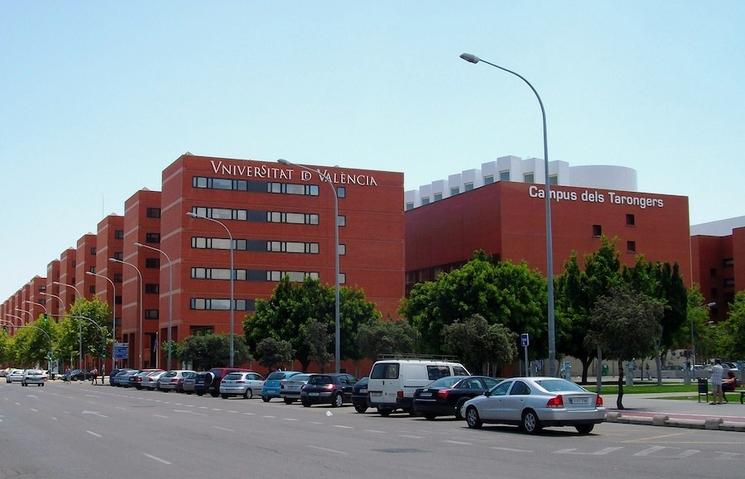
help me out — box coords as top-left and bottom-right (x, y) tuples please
(267, 372), (287, 381)
(534, 379), (585, 392)
(371, 363), (399, 379)
(224, 373), (243, 380)
(308, 375), (333, 385)
(427, 365), (450, 381)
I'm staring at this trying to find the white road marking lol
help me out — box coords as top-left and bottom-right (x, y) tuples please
(242, 412), (255, 416)
(554, 447), (623, 456)
(714, 452), (744, 460)
(443, 440), (472, 446)
(26, 394), (38, 399)
(115, 407), (126, 410)
(173, 409), (207, 416)
(143, 453), (172, 465)
(198, 406), (208, 409)
(228, 410), (238, 413)
(175, 403), (182, 406)
(52, 417), (58, 421)
(84, 394), (100, 398)
(211, 408), (222, 411)
(212, 426), (235, 432)
(186, 404), (195, 408)
(81, 410), (109, 418)
(333, 425), (353, 429)
(153, 414), (168, 419)
(399, 434), (423, 439)
(15, 402), (21, 406)
(262, 415), (276, 419)
(86, 430), (103, 438)
(623, 432), (687, 443)
(309, 421), (324, 425)
(282, 418), (299, 421)
(491, 447), (533, 453)
(365, 429), (385, 434)
(634, 446), (666, 457)
(30, 408), (39, 412)
(308, 445), (347, 455)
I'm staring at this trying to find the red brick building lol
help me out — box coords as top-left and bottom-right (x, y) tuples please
(75, 234), (97, 300)
(94, 215), (124, 327)
(46, 260), (60, 317)
(58, 248), (77, 311)
(159, 154), (404, 345)
(26, 276), (47, 320)
(406, 182), (691, 291)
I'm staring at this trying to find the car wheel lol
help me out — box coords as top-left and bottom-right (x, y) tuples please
(210, 392), (219, 398)
(354, 404), (368, 414)
(221, 394), (229, 399)
(22, 381), (26, 387)
(261, 396), (270, 403)
(301, 400), (311, 407)
(283, 398), (294, 405)
(465, 406), (482, 429)
(455, 398), (469, 419)
(332, 393), (343, 408)
(521, 409), (542, 434)
(424, 414), (437, 421)
(575, 424), (594, 435)
(244, 389), (253, 400)
(377, 408), (392, 417)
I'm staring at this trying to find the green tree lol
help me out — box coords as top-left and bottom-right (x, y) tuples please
(255, 337), (295, 370)
(301, 318), (332, 372)
(66, 298), (112, 369)
(402, 251), (546, 355)
(587, 287), (663, 409)
(356, 318), (419, 359)
(674, 286), (722, 363)
(722, 291), (745, 359)
(556, 238), (622, 382)
(243, 277), (379, 370)
(179, 333), (251, 370)
(441, 314), (517, 375)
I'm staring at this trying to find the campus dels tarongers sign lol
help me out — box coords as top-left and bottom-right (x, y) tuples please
(528, 185), (665, 209)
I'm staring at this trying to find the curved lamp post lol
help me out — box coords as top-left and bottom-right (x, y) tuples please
(186, 211), (235, 367)
(460, 52), (556, 376)
(86, 271), (118, 369)
(278, 159), (341, 373)
(109, 257), (144, 368)
(53, 281), (82, 313)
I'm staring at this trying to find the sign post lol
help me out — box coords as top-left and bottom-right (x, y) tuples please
(520, 333), (530, 377)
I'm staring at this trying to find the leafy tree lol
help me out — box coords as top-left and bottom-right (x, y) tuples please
(179, 333), (251, 370)
(243, 277), (380, 370)
(255, 337), (295, 370)
(674, 286), (722, 363)
(402, 251), (546, 355)
(556, 238), (622, 382)
(0, 329), (10, 364)
(66, 299), (112, 369)
(301, 318), (332, 372)
(587, 287), (663, 409)
(442, 314), (517, 375)
(356, 318), (419, 359)
(722, 291), (745, 359)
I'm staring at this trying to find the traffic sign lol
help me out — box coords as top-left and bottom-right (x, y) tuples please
(520, 333), (529, 347)
(113, 342), (129, 360)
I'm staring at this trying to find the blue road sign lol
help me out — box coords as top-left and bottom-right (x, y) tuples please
(520, 333), (529, 348)
(113, 343), (129, 360)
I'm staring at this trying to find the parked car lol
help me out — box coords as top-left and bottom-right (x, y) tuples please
(182, 372), (208, 394)
(117, 370), (142, 387)
(462, 377), (605, 435)
(352, 377), (369, 413)
(413, 375), (500, 420)
(158, 370), (196, 392)
(0, 368), (10, 378)
(110, 369), (136, 386)
(219, 372), (265, 399)
(261, 371), (302, 402)
(367, 359), (470, 416)
(129, 369), (163, 389)
(22, 369), (47, 387)
(6, 369), (24, 383)
(142, 370), (167, 390)
(205, 368), (251, 397)
(280, 373), (311, 404)
(194, 372), (213, 396)
(63, 369), (90, 382)
(300, 373), (357, 408)
(176, 371), (198, 393)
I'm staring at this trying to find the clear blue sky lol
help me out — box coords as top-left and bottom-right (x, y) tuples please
(2, 2), (743, 301)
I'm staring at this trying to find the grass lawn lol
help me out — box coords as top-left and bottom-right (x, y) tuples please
(584, 383), (698, 394)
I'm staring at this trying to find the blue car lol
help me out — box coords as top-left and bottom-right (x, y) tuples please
(261, 371), (303, 402)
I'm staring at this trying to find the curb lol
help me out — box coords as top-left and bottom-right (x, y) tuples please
(606, 411), (745, 432)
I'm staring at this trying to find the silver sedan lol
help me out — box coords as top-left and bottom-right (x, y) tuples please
(219, 372), (265, 399)
(462, 377), (605, 434)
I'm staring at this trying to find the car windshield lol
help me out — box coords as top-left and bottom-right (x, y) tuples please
(308, 375), (333, 385)
(428, 376), (462, 388)
(534, 379), (585, 392)
(289, 374), (310, 382)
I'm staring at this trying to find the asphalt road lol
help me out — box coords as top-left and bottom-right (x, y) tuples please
(1, 382), (743, 479)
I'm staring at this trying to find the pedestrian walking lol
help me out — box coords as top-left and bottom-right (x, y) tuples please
(709, 359), (724, 405)
(90, 368), (98, 385)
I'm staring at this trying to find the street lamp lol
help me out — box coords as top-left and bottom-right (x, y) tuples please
(134, 242), (174, 371)
(186, 211), (235, 367)
(278, 159), (341, 373)
(15, 308), (35, 324)
(109, 257), (144, 369)
(24, 300), (48, 318)
(460, 52), (557, 376)
(86, 271), (118, 369)
(53, 281), (82, 312)
(40, 291), (64, 317)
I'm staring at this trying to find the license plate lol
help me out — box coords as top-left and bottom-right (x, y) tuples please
(309, 392), (319, 397)
(370, 391), (381, 396)
(360, 388), (367, 393)
(570, 397), (589, 405)
(419, 392), (432, 397)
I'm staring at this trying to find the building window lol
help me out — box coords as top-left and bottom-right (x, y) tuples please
(115, 295), (122, 305)
(145, 309), (159, 320)
(592, 224), (602, 237)
(145, 258), (160, 269)
(338, 244), (346, 255)
(711, 287), (718, 297)
(626, 240), (636, 253)
(626, 214), (635, 226)
(710, 268), (717, 278)
(89, 266), (96, 274)
(89, 285), (96, 294)
(549, 175), (558, 185)
(433, 193), (443, 201)
(724, 278), (735, 288)
(191, 176), (319, 196)
(145, 284), (160, 294)
(113, 251), (123, 260)
(523, 173), (534, 183)
(499, 171), (510, 182)
(483, 175), (494, 185)
(114, 230), (124, 240)
(405, 202), (414, 211)
(337, 215), (346, 227)
(450, 187), (460, 195)
(336, 186), (346, 198)
(90, 247), (97, 256)
(113, 273), (123, 283)
(190, 298), (255, 311)
(190, 326), (214, 335)
(464, 182), (474, 192)
(145, 233), (160, 244)
(146, 208), (161, 218)
(421, 197), (430, 205)
(723, 258), (734, 268)
(265, 210), (319, 225)
(266, 271), (320, 282)
(191, 236), (319, 254)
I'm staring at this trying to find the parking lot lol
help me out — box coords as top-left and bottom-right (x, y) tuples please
(1, 381), (743, 479)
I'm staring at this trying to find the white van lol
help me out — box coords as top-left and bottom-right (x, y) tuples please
(367, 359), (470, 415)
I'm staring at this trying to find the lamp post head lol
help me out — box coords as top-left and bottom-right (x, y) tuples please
(277, 159), (290, 165)
(85, 271), (95, 276)
(186, 212), (196, 218)
(460, 53), (481, 64)
(133, 242), (143, 247)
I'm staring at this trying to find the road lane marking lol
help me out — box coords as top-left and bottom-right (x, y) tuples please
(153, 414), (168, 419)
(443, 440), (472, 446)
(282, 418), (299, 421)
(308, 445), (347, 455)
(262, 415), (276, 419)
(228, 410), (238, 413)
(26, 394), (38, 399)
(84, 394), (100, 398)
(555, 447), (623, 456)
(173, 409), (207, 416)
(15, 402), (21, 406)
(491, 447), (533, 453)
(52, 417), (58, 421)
(309, 421), (323, 425)
(86, 430), (103, 438)
(198, 406), (208, 409)
(212, 426), (235, 432)
(242, 412), (255, 416)
(30, 408), (39, 412)
(634, 446), (666, 457)
(143, 453), (172, 465)
(365, 429), (385, 434)
(333, 425), (353, 429)
(714, 452), (744, 460)
(623, 432), (687, 443)
(399, 434), (423, 439)
(81, 410), (109, 418)
(211, 408), (222, 411)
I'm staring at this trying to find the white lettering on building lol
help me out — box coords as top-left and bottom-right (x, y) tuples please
(528, 185), (664, 209)
(209, 160), (379, 187)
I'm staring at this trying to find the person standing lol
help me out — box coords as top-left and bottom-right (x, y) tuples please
(710, 359), (724, 405)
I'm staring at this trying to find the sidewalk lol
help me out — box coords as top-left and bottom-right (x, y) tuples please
(604, 392), (745, 431)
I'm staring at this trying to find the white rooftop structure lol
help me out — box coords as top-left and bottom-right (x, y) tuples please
(405, 157), (638, 210)
(690, 216), (745, 237)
